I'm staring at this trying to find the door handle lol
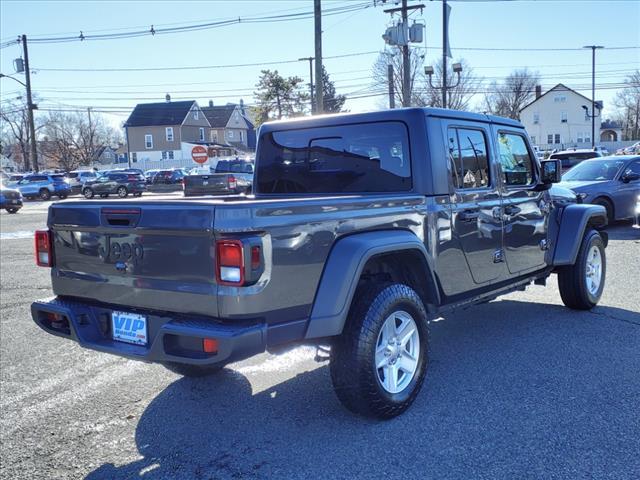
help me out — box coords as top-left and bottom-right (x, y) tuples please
(458, 209), (480, 222)
(503, 205), (521, 216)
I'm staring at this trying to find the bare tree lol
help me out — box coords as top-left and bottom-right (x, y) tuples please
(0, 98), (40, 171)
(421, 58), (480, 110)
(483, 69), (540, 120)
(372, 50), (425, 108)
(614, 70), (640, 140)
(43, 111), (120, 171)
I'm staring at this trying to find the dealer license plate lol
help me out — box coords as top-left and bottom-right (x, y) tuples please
(111, 311), (148, 346)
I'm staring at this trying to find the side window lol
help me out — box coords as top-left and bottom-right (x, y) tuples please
(497, 133), (535, 186)
(626, 161), (640, 176)
(448, 127), (489, 189)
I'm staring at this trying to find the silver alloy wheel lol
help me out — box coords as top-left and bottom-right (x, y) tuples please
(117, 187), (127, 198)
(585, 245), (602, 295)
(375, 310), (420, 394)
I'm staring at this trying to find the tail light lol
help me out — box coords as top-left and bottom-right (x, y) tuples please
(127, 174), (138, 181)
(35, 230), (53, 267)
(215, 239), (263, 286)
(228, 175), (237, 190)
(216, 240), (244, 285)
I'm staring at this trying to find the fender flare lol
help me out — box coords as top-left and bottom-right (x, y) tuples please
(304, 230), (440, 339)
(553, 203), (607, 266)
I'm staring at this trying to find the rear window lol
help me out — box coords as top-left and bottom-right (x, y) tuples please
(51, 175), (66, 183)
(67, 173), (79, 179)
(257, 121), (411, 194)
(216, 161), (253, 174)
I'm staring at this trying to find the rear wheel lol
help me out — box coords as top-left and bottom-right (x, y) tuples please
(593, 197), (614, 224)
(39, 189), (51, 201)
(330, 281), (429, 419)
(162, 362), (223, 377)
(6, 208), (19, 214)
(83, 188), (94, 199)
(558, 229), (606, 310)
(117, 186), (128, 198)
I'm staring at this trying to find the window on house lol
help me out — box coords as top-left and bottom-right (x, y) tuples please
(228, 130), (234, 139)
(554, 134), (561, 144)
(561, 112), (568, 123)
(166, 127), (174, 142)
(533, 112), (540, 124)
(577, 133), (584, 143)
(145, 134), (153, 149)
(530, 136), (536, 144)
(161, 151), (167, 160)
(554, 95), (567, 103)
(584, 133), (591, 143)
(240, 131), (244, 141)
(448, 127), (490, 189)
(193, 109), (199, 120)
(168, 151), (174, 160)
(547, 135), (553, 144)
(199, 128), (205, 141)
(131, 152), (138, 162)
(210, 130), (217, 143)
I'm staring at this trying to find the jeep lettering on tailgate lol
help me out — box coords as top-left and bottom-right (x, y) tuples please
(99, 237), (143, 263)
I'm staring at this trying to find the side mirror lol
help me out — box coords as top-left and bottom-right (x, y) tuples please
(541, 159), (562, 184)
(621, 171), (640, 183)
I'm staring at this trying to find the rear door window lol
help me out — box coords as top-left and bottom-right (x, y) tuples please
(497, 133), (535, 186)
(257, 121), (411, 194)
(448, 127), (490, 189)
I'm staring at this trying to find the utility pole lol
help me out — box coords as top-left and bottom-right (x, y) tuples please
(388, 63), (395, 109)
(22, 34), (38, 172)
(583, 45), (604, 148)
(382, 2), (424, 108)
(401, 0), (410, 107)
(299, 57), (315, 114)
(314, 0), (324, 114)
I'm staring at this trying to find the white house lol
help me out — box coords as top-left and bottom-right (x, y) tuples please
(520, 84), (602, 150)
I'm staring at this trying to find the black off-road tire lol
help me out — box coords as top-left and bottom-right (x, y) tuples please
(39, 188), (51, 201)
(163, 362), (223, 377)
(117, 186), (128, 198)
(6, 208), (19, 214)
(558, 229), (606, 310)
(593, 197), (614, 224)
(330, 282), (429, 419)
(83, 188), (94, 199)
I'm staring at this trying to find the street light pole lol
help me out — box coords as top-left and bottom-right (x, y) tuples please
(298, 57), (315, 114)
(583, 45), (604, 149)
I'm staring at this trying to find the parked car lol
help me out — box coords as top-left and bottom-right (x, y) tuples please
(6, 174), (25, 186)
(82, 172), (146, 199)
(152, 169), (186, 185)
(144, 169), (162, 184)
(558, 155), (640, 222)
(549, 149), (603, 172)
(32, 107), (608, 419)
(593, 146), (609, 156)
(14, 174), (70, 200)
(66, 170), (99, 194)
(0, 182), (23, 213)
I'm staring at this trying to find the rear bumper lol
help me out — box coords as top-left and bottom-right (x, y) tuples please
(31, 297), (266, 366)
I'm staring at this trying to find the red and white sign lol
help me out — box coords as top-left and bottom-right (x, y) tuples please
(191, 145), (208, 164)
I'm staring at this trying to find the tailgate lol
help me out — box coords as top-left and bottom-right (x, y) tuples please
(184, 174), (231, 195)
(48, 202), (218, 317)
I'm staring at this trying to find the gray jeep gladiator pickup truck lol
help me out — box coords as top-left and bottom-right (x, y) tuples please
(31, 108), (607, 418)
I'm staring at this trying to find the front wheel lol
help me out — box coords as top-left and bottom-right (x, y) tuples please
(330, 282), (429, 419)
(39, 189), (51, 201)
(83, 188), (94, 199)
(117, 186), (128, 198)
(6, 208), (19, 214)
(558, 229), (606, 310)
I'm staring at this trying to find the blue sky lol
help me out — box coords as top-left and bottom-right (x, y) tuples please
(1, 0), (638, 129)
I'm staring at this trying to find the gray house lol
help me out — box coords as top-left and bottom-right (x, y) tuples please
(124, 97), (211, 163)
(201, 101), (255, 151)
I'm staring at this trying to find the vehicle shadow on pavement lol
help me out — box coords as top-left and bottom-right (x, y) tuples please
(606, 221), (640, 241)
(85, 300), (640, 480)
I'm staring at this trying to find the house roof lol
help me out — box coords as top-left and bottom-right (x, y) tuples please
(125, 100), (196, 127)
(201, 104), (237, 128)
(520, 83), (601, 112)
(601, 119), (622, 129)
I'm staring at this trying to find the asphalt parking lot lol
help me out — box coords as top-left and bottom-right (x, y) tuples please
(1, 199), (639, 480)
